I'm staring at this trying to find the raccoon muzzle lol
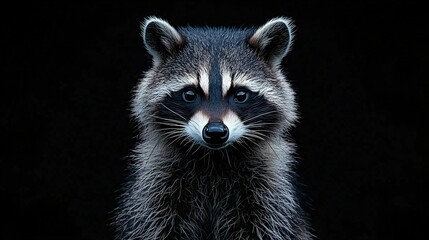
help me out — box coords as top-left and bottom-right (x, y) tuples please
(202, 120), (229, 146)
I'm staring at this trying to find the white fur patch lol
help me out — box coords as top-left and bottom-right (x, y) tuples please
(185, 110), (209, 143)
(199, 68), (210, 97)
(232, 73), (281, 103)
(221, 71), (232, 97)
(233, 73), (267, 93)
(222, 110), (246, 143)
(180, 73), (199, 88)
(156, 74), (199, 101)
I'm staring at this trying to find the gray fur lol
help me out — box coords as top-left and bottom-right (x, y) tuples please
(115, 17), (313, 239)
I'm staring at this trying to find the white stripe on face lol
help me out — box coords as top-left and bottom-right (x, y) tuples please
(222, 70), (232, 97)
(231, 73), (260, 93)
(164, 73), (200, 95)
(199, 68), (210, 97)
(183, 73), (199, 86)
(185, 110), (210, 143)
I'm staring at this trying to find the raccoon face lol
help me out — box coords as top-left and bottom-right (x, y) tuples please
(157, 82), (278, 150)
(134, 17), (297, 151)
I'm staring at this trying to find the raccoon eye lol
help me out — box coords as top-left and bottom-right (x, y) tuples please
(182, 89), (197, 102)
(233, 89), (248, 103)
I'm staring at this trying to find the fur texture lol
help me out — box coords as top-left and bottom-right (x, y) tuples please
(114, 17), (313, 240)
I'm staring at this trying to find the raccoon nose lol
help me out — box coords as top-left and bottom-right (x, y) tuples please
(203, 121), (229, 145)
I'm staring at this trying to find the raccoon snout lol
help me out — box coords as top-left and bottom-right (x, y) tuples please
(202, 121), (229, 145)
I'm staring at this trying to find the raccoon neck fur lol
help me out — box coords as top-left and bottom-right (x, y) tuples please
(117, 134), (311, 239)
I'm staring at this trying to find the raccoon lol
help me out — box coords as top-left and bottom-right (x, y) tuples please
(114, 17), (313, 240)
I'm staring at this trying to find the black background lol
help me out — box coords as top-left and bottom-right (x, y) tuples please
(2, 1), (427, 240)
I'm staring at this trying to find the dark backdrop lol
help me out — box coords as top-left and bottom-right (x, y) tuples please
(2, 1), (426, 240)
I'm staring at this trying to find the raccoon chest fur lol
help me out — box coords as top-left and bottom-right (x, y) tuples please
(114, 16), (313, 240)
(130, 147), (299, 239)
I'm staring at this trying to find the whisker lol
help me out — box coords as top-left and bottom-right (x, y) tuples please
(245, 124), (279, 133)
(151, 128), (186, 133)
(239, 139), (254, 152)
(162, 135), (187, 149)
(225, 149), (232, 168)
(157, 130), (184, 137)
(159, 103), (187, 121)
(244, 132), (265, 141)
(155, 130), (185, 141)
(246, 138), (261, 147)
(241, 135), (263, 148)
(242, 110), (278, 124)
(184, 142), (195, 154)
(249, 129), (278, 135)
(154, 104), (200, 129)
(189, 143), (202, 156)
(149, 115), (186, 125)
(198, 149), (211, 161)
(148, 121), (186, 127)
(246, 122), (279, 127)
(179, 135), (192, 146)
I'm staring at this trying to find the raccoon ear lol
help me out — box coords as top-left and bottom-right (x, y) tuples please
(141, 17), (184, 66)
(248, 17), (294, 68)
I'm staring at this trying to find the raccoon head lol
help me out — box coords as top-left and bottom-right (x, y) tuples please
(133, 17), (297, 151)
